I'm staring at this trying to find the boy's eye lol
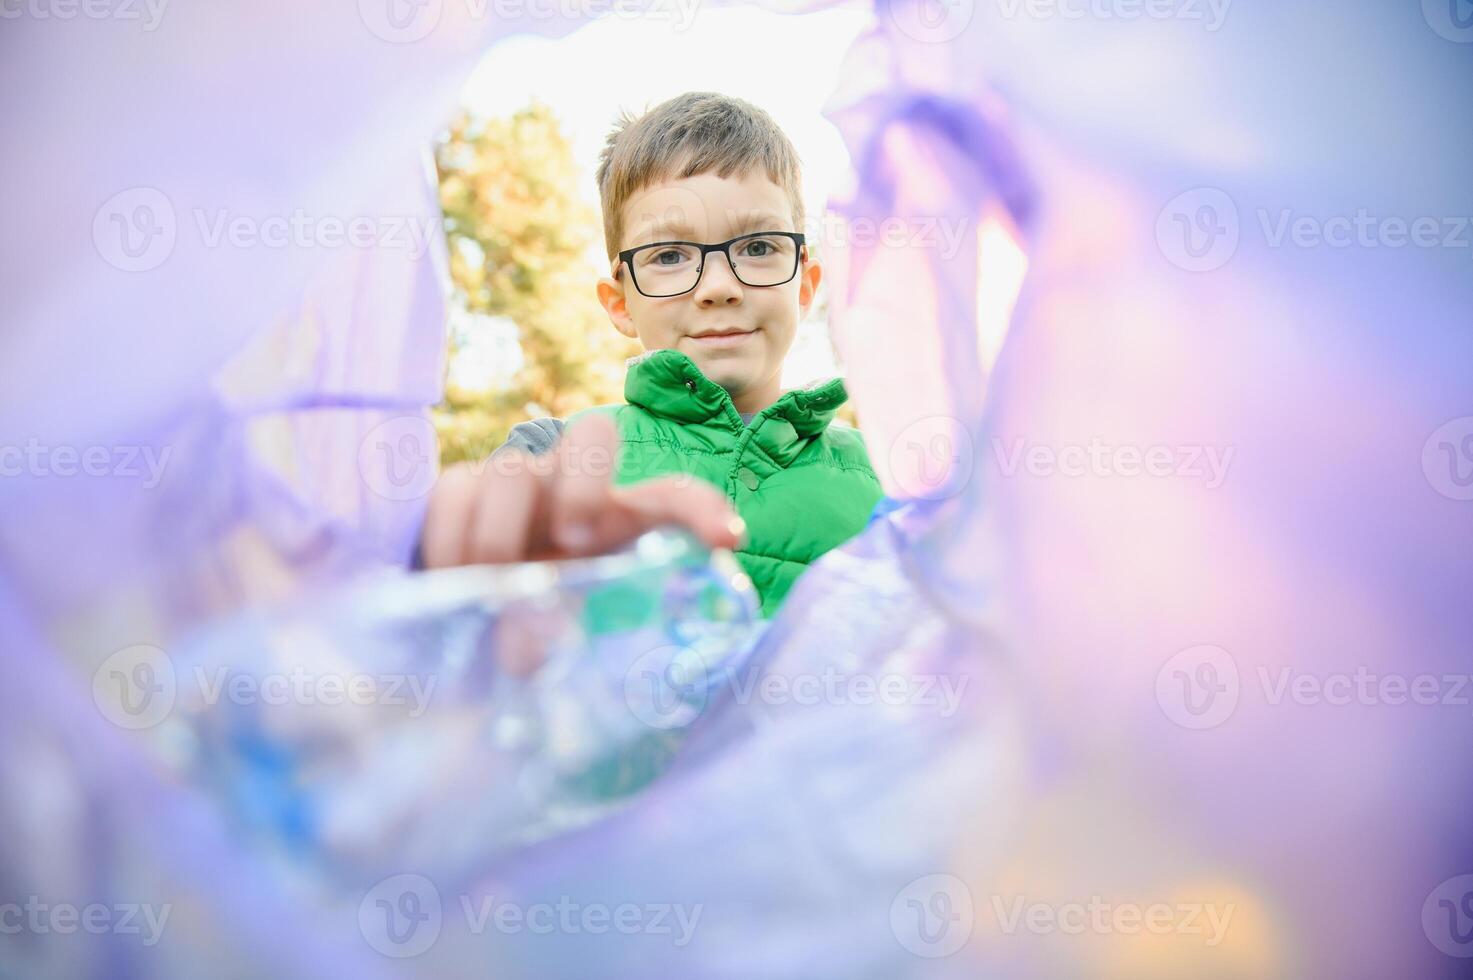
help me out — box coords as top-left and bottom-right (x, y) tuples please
(643, 245), (696, 267)
(740, 238), (775, 256)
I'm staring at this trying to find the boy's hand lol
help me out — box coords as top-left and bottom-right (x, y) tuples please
(419, 413), (745, 568)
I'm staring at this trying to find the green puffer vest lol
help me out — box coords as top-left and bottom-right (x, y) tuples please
(569, 349), (883, 618)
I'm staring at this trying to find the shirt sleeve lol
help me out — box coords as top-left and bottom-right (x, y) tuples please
(493, 417), (567, 457)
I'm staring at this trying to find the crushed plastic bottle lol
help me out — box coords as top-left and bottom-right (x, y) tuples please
(155, 528), (764, 890)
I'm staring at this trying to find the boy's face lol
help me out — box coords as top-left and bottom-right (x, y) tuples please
(597, 169), (821, 416)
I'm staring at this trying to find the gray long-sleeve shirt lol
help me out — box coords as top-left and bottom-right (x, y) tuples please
(495, 417), (568, 457)
(495, 413), (756, 457)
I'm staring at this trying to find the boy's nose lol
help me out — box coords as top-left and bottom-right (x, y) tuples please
(691, 253), (743, 304)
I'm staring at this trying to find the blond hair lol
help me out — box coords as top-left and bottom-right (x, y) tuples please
(595, 91), (805, 261)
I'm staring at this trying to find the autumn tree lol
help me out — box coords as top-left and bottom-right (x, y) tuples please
(434, 102), (637, 464)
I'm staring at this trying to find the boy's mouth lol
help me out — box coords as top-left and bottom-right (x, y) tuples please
(687, 327), (758, 349)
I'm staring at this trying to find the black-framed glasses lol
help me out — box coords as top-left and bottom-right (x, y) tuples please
(616, 231), (806, 298)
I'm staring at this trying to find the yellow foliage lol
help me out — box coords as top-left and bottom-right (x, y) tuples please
(434, 102), (638, 465)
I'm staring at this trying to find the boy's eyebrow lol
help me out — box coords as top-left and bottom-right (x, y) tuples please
(634, 212), (791, 244)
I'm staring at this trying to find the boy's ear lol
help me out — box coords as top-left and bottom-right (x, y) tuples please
(597, 271), (639, 341)
(797, 250), (823, 320)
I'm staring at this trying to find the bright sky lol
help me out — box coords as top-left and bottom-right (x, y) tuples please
(449, 1), (878, 392)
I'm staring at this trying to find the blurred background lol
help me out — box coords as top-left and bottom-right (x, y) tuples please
(1, 2), (1470, 979)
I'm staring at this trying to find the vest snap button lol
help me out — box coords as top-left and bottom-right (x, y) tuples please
(738, 467), (759, 491)
(684, 378), (697, 391)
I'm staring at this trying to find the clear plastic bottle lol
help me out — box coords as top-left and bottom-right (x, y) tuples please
(158, 528), (763, 889)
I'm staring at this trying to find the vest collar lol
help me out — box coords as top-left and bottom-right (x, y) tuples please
(623, 348), (849, 438)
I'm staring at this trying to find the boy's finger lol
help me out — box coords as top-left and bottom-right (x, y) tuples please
(549, 414), (620, 554)
(609, 476), (746, 552)
(465, 452), (542, 564)
(420, 462), (479, 568)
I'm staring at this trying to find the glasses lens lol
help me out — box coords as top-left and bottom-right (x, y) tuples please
(730, 234), (798, 287)
(631, 242), (702, 297)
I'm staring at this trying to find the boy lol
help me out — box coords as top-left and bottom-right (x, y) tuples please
(422, 92), (882, 617)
